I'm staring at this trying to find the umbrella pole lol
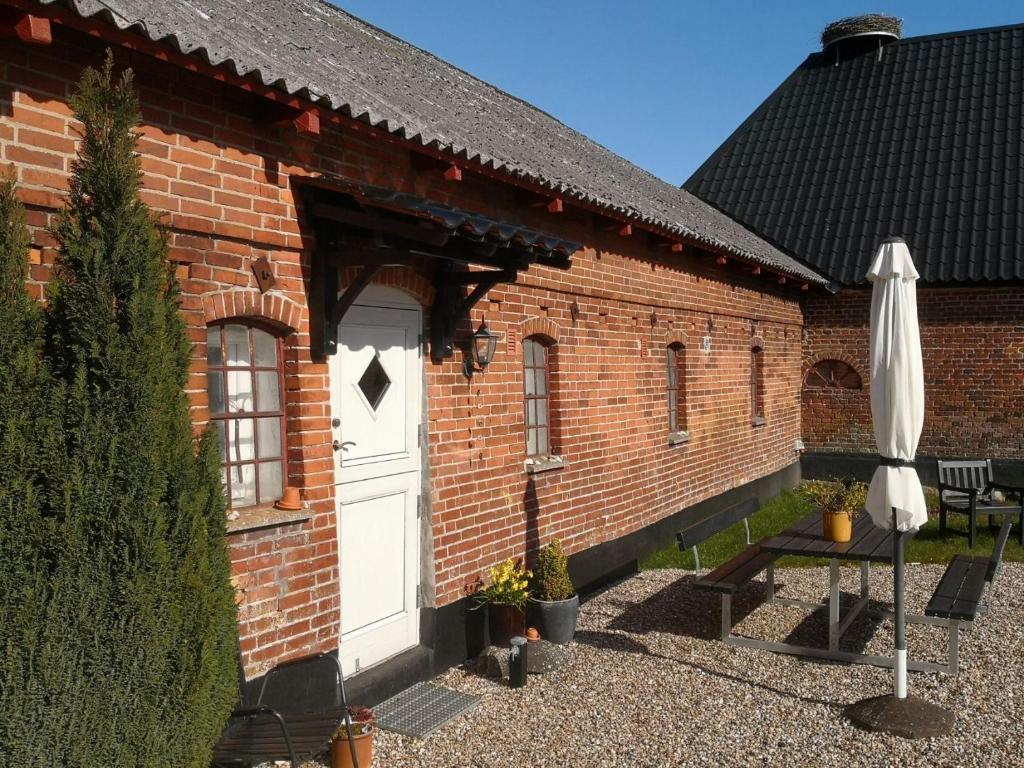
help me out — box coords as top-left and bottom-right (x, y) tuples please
(846, 502), (953, 738)
(893, 506), (907, 699)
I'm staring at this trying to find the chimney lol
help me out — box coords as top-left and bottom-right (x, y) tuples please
(821, 14), (902, 62)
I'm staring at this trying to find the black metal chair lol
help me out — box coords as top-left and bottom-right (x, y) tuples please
(212, 652), (359, 768)
(937, 459), (1024, 548)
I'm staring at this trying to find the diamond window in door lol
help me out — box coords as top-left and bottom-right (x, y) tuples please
(358, 353), (391, 411)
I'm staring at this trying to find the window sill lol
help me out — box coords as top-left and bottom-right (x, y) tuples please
(751, 416), (767, 428)
(226, 504), (311, 534)
(525, 455), (567, 475)
(668, 430), (690, 446)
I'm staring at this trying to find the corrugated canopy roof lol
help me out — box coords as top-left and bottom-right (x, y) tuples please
(686, 23), (1024, 286)
(39, 0), (828, 286)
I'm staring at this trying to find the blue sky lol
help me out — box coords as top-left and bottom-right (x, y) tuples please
(332, 1), (1023, 185)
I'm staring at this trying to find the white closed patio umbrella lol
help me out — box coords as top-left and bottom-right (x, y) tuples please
(847, 237), (951, 737)
(865, 237), (927, 698)
(865, 237), (928, 537)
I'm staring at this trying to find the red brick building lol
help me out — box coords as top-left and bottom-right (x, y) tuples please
(686, 19), (1024, 489)
(1, 1), (827, 701)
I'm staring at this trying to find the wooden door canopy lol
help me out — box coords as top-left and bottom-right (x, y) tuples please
(299, 178), (579, 362)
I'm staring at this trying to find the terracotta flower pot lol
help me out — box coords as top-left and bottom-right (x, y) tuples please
(275, 486), (302, 511)
(330, 725), (375, 768)
(822, 511), (852, 542)
(487, 604), (526, 647)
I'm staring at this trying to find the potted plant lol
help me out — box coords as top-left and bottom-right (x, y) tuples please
(800, 477), (868, 543)
(528, 539), (579, 644)
(330, 706), (376, 768)
(473, 557), (531, 646)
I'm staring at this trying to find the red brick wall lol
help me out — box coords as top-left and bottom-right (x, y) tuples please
(802, 288), (1024, 458)
(1, 28), (805, 674)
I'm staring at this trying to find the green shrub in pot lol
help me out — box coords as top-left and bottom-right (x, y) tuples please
(529, 539), (579, 644)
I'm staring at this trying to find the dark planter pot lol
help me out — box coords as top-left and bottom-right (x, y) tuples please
(488, 604), (526, 647)
(466, 601), (490, 657)
(528, 595), (579, 644)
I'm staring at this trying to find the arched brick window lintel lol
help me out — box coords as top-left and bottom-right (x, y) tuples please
(665, 329), (689, 348)
(521, 317), (561, 347)
(202, 289), (301, 335)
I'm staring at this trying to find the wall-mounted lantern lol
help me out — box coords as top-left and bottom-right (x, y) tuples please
(464, 321), (501, 378)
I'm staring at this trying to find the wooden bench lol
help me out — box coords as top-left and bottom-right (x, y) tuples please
(937, 459), (1024, 548)
(213, 652), (360, 768)
(677, 498), (781, 641)
(676, 497), (760, 574)
(921, 523), (1011, 675)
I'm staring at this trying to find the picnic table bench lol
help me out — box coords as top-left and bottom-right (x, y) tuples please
(921, 522), (1011, 674)
(689, 508), (1012, 677)
(676, 497), (762, 575)
(938, 459), (1024, 547)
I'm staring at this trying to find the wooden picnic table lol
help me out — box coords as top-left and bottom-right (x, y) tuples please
(760, 510), (907, 563)
(707, 511), (959, 674)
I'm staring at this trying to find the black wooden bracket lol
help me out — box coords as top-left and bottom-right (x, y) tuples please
(430, 265), (517, 364)
(319, 263), (380, 359)
(311, 222), (382, 360)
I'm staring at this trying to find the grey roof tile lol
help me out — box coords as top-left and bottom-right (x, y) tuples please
(41, 0), (827, 286)
(687, 24), (1024, 285)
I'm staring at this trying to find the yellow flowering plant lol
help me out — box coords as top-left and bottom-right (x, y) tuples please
(473, 557), (532, 610)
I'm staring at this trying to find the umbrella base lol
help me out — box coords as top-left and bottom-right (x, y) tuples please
(846, 694), (953, 739)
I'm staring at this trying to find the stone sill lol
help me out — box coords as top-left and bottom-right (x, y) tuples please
(227, 504), (311, 534)
(752, 416), (767, 428)
(668, 431), (690, 446)
(525, 455), (567, 475)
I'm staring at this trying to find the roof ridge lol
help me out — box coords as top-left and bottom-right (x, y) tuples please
(895, 19), (1024, 45)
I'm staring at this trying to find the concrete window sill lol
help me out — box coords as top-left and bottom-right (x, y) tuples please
(752, 416), (767, 428)
(227, 504), (311, 534)
(668, 430), (690, 446)
(525, 455), (567, 475)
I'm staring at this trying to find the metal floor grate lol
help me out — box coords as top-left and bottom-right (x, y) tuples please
(375, 682), (480, 739)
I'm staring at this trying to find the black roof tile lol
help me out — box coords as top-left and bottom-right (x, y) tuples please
(686, 23), (1024, 285)
(42, 0), (828, 286)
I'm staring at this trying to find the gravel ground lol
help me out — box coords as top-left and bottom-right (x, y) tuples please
(306, 563), (1024, 767)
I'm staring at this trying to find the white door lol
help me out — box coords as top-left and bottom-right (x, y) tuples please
(330, 287), (421, 676)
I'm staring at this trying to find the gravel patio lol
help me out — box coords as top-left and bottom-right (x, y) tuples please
(352, 562), (1024, 768)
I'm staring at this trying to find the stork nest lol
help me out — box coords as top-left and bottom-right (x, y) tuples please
(821, 14), (902, 48)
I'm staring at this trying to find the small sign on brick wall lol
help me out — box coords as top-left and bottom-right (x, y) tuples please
(702, 335), (712, 353)
(251, 256), (276, 293)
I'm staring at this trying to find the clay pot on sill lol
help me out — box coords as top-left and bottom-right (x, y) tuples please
(275, 486), (302, 511)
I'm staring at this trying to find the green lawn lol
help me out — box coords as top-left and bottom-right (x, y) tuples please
(639, 485), (1023, 571)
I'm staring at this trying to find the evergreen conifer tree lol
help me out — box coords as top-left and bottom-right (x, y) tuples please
(0, 54), (238, 767)
(0, 169), (54, 763)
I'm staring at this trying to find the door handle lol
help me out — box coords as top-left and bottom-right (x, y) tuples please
(333, 440), (357, 452)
